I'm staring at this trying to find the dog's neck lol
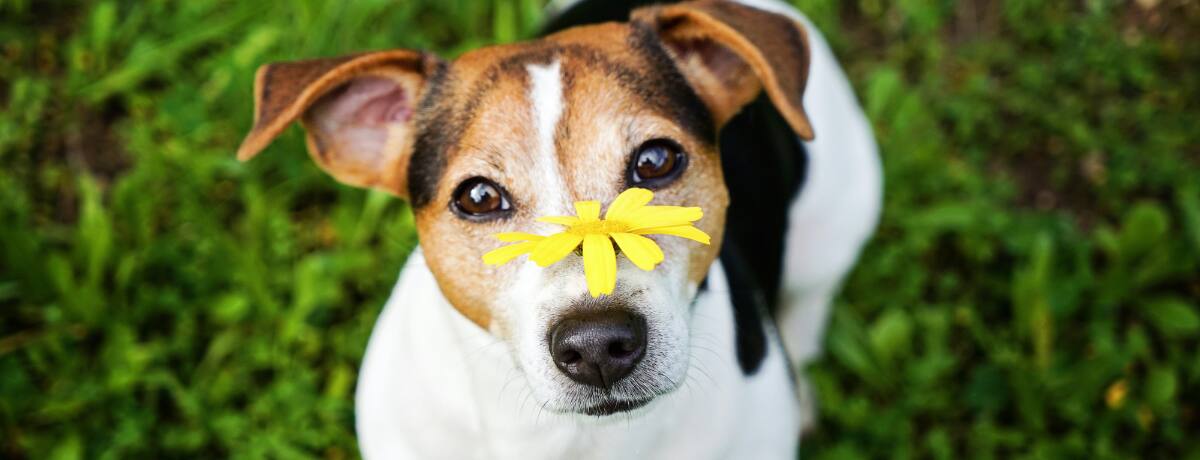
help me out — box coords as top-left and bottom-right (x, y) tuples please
(354, 248), (800, 458)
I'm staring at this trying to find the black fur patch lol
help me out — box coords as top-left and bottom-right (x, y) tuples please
(719, 95), (808, 312)
(407, 60), (451, 207)
(718, 240), (768, 375)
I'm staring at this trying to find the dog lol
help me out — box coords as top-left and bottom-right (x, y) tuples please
(236, 0), (880, 457)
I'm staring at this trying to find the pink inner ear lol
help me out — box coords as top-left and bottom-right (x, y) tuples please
(307, 76), (415, 168)
(324, 77), (412, 126)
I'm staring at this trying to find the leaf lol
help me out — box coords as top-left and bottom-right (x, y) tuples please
(827, 309), (882, 387)
(1143, 298), (1200, 338)
(965, 365), (1009, 412)
(1012, 232), (1055, 369)
(89, 2), (117, 70)
(76, 175), (112, 292)
(48, 434), (83, 460)
(211, 293), (250, 325)
(863, 67), (904, 121)
(868, 309), (913, 365)
(1144, 367), (1177, 408)
(492, 0), (518, 43)
(1118, 202), (1169, 259)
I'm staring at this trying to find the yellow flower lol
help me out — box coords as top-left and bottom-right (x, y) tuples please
(482, 188), (710, 297)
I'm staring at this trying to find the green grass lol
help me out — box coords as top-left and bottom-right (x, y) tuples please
(1, 0), (1197, 458)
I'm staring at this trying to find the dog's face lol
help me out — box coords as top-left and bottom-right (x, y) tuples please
(238, 0), (812, 416)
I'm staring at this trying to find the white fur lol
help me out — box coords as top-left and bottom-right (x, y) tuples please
(525, 59), (572, 219)
(357, 253), (799, 459)
(355, 1), (881, 457)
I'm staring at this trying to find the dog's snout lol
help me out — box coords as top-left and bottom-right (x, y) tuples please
(549, 309), (647, 390)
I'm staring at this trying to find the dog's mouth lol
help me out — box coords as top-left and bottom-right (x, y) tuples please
(581, 397), (652, 416)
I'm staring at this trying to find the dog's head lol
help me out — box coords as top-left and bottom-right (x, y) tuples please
(238, 0), (812, 416)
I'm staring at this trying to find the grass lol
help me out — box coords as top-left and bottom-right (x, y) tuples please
(1, 0), (1197, 458)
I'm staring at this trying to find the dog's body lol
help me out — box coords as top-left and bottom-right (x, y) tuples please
(237, 0), (879, 458)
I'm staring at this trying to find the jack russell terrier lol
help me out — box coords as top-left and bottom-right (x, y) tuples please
(236, 0), (880, 457)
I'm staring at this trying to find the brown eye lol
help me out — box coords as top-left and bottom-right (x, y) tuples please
(451, 177), (512, 220)
(628, 139), (687, 188)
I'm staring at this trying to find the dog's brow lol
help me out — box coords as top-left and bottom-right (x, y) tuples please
(406, 34), (716, 209)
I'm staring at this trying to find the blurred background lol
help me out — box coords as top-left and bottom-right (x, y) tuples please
(1, 0), (1198, 458)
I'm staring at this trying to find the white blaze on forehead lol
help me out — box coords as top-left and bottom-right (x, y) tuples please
(507, 60), (577, 390)
(525, 59), (571, 217)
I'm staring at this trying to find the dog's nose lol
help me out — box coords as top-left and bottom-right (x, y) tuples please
(549, 309), (647, 390)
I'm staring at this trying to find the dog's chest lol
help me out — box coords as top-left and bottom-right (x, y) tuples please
(354, 252), (800, 459)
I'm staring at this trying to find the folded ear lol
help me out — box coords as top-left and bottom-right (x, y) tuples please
(632, 0), (814, 140)
(237, 50), (443, 198)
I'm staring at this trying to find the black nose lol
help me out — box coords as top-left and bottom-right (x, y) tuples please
(549, 309), (647, 390)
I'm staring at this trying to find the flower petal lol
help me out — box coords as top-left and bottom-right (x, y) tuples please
(575, 201), (601, 221)
(582, 234), (617, 297)
(610, 232), (664, 271)
(537, 216), (581, 227)
(633, 224), (711, 244)
(494, 232), (545, 242)
(624, 206), (703, 231)
(529, 232), (584, 267)
(482, 241), (539, 265)
(604, 188), (654, 221)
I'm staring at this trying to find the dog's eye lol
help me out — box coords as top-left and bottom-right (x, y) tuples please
(451, 177), (512, 220)
(628, 139), (687, 188)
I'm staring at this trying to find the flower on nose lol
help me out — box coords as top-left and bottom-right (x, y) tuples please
(482, 187), (710, 297)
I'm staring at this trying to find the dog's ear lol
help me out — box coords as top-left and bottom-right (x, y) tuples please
(632, 0), (814, 140)
(237, 50), (443, 198)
